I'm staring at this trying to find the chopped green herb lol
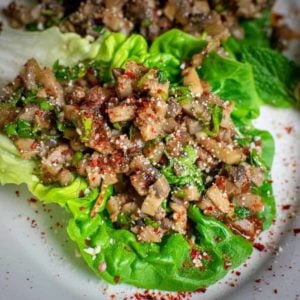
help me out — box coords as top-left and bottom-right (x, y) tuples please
(53, 60), (87, 81)
(249, 149), (266, 169)
(162, 145), (204, 192)
(93, 25), (106, 34)
(144, 217), (159, 229)
(4, 119), (37, 138)
(161, 200), (172, 213)
(39, 100), (52, 111)
(170, 85), (192, 104)
(234, 207), (251, 219)
(3, 123), (17, 136)
(72, 152), (83, 165)
(236, 137), (251, 147)
(141, 19), (152, 27)
(204, 105), (223, 137)
(157, 70), (168, 83)
(25, 22), (39, 31)
(113, 122), (121, 130)
(81, 116), (93, 142)
(56, 121), (66, 132)
(173, 189), (187, 198)
(118, 213), (130, 225)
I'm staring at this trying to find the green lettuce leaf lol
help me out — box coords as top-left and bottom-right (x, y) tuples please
(66, 191), (252, 291)
(110, 34), (148, 69)
(236, 125), (276, 229)
(198, 52), (261, 122)
(188, 205), (253, 268)
(143, 53), (181, 83)
(0, 134), (87, 206)
(0, 27), (101, 86)
(150, 29), (207, 61)
(96, 33), (147, 81)
(0, 134), (35, 185)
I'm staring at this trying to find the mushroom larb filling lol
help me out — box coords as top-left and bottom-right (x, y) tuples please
(3, 0), (274, 41)
(0, 59), (266, 243)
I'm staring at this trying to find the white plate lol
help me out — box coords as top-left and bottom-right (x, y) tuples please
(0, 1), (299, 299)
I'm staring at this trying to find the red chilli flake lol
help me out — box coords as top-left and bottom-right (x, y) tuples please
(28, 198), (38, 203)
(274, 289), (278, 294)
(190, 249), (200, 259)
(282, 204), (291, 210)
(114, 276), (120, 283)
(253, 243), (265, 252)
(293, 228), (300, 236)
(255, 279), (261, 283)
(284, 126), (293, 134)
(216, 176), (226, 190)
(124, 71), (136, 79)
(224, 261), (232, 270)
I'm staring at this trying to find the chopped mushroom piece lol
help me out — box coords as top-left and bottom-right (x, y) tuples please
(233, 193), (264, 213)
(136, 69), (170, 100)
(56, 168), (73, 186)
(0, 106), (18, 128)
(129, 155), (152, 172)
(181, 100), (211, 122)
(86, 153), (102, 188)
(175, 185), (201, 201)
(41, 145), (73, 176)
(143, 142), (165, 164)
(183, 67), (203, 96)
(135, 99), (167, 141)
(122, 202), (138, 215)
(137, 225), (163, 243)
(170, 202), (187, 234)
(141, 176), (170, 216)
(106, 194), (128, 222)
(130, 172), (152, 196)
(198, 196), (223, 218)
(206, 185), (233, 214)
(108, 104), (136, 123)
(196, 134), (245, 164)
(14, 138), (38, 160)
(220, 102), (235, 130)
(230, 164), (250, 188)
(249, 166), (265, 187)
(231, 218), (260, 240)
